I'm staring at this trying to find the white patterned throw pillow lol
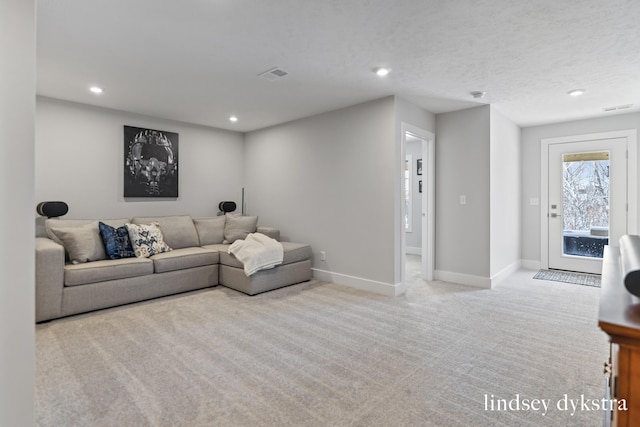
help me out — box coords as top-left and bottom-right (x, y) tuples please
(125, 222), (172, 258)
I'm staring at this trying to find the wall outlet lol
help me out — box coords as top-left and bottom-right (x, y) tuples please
(320, 251), (326, 261)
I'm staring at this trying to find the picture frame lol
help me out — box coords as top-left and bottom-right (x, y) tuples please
(417, 159), (423, 175)
(419, 180), (423, 193)
(124, 125), (179, 197)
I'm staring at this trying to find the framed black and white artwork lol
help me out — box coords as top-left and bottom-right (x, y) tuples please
(419, 180), (423, 193)
(417, 159), (423, 175)
(124, 125), (179, 197)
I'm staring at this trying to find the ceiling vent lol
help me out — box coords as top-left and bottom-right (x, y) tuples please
(258, 67), (289, 81)
(603, 104), (633, 112)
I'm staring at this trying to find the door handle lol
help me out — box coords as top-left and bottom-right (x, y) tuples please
(550, 213), (562, 218)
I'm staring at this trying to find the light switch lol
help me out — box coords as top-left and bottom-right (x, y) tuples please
(459, 195), (466, 205)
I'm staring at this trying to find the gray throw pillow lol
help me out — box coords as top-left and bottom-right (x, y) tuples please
(48, 222), (107, 264)
(223, 214), (258, 243)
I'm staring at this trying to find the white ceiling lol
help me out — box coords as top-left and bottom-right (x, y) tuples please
(36, 0), (640, 132)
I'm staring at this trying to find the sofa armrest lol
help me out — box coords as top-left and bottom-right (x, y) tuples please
(257, 226), (280, 241)
(36, 237), (65, 322)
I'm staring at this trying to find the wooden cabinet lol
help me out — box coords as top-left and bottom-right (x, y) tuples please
(599, 246), (640, 426)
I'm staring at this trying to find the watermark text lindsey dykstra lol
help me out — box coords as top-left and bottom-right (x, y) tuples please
(484, 394), (627, 416)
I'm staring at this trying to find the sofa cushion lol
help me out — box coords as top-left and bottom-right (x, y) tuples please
(194, 217), (226, 245)
(218, 241), (310, 268)
(201, 243), (230, 252)
(126, 222), (172, 258)
(99, 222), (136, 260)
(223, 214), (258, 243)
(150, 247), (219, 273)
(132, 215), (199, 249)
(64, 257), (154, 286)
(280, 242), (312, 265)
(48, 222), (106, 264)
(219, 251), (246, 269)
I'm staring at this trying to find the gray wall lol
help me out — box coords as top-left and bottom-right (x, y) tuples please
(36, 97), (244, 219)
(490, 107), (521, 276)
(244, 97), (397, 287)
(1, 0), (35, 424)
(521, 112), (640, 265)
(435, 106), (491, 279)
(35, 94), (435, 292)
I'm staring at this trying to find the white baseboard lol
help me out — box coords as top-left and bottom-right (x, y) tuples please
(434, 270), (491, 289)
(313, 260), (539, 296)
(521, 259), (542, 270)
(490, 260), (521, 286)
(405, 246), (422, 256)
(312, 268), (406, 296)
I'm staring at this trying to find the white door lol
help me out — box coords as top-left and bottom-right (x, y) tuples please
(548, 138), (627, 274)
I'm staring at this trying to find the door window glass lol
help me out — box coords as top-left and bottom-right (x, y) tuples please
(562, 151), (610, 258)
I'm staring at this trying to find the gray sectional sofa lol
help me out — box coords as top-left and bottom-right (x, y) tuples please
(35, 214), (312, 322)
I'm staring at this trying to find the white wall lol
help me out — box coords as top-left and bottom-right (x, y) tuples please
(435, 106), (491, 284)
(36, 97), (244, 219)
(521, 112), (640, 266)
(1, 0), (35, 424)
(244, 97), (397, 292)
(489, 107), (521, 279)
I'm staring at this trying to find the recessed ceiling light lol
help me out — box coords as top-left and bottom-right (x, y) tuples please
(470, 91), (486, 99)
(229, 116), (238, 122)
(374, 67), (390, 77)
(568, 89), (585, 96)
(89, 86), (103, 94)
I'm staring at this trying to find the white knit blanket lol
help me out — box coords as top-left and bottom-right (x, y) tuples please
(228, 233), (284, 276)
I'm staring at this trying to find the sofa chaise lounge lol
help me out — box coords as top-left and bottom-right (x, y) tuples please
(35, 214), (312, 322)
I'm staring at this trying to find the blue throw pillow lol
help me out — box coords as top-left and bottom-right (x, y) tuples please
(99, 221), (135, 259)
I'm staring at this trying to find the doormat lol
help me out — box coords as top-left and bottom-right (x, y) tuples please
(533, 269), (601, 288)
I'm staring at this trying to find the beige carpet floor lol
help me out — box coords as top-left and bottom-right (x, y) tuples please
(36, 258), (609, 426)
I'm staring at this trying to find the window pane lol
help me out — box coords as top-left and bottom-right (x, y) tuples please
(562, 151), (609, 258)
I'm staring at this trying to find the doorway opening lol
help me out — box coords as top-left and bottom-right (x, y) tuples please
(401, 124), (435, 287)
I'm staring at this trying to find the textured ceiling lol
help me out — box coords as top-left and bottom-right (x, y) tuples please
(36, 0), (640, 132)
